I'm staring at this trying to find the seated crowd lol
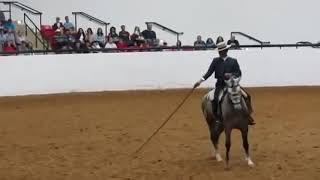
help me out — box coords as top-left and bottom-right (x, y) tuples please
(193, 35), (240, 49)
(48, 16), (170, 53)
(0, 12), (241, 54)
(0, 18), (33, 53)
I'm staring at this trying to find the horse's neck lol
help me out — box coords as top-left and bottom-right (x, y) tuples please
(221, 95), (248, 116)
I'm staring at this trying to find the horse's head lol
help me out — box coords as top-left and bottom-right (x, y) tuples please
(224, 74), (242, 110)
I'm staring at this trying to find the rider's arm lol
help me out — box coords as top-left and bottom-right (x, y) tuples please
(194, 59), (216, 88)
(202, 59), (216, 80)
(233, 59), (242, 77)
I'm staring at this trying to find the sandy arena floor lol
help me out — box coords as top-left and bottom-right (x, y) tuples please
(0, 87), (319, 180)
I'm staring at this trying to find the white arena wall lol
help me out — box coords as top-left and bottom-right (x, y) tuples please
(0, 48), (319, 97)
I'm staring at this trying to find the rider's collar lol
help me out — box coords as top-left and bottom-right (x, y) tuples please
(222, 56), (229, 61)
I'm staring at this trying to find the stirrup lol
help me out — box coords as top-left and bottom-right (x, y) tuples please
(215, 120), (223, 124)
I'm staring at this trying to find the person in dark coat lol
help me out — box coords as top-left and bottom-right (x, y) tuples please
(194, 41), (255, 131)
(52, 17), (64, 31)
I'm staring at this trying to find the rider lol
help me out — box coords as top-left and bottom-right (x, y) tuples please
(193, 41), (255, 131)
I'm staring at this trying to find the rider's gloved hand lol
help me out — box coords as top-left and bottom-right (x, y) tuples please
(193, 78), (205, 89)
(224, 73), (232, 80)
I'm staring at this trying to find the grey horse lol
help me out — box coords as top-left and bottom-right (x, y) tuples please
(201, 75), (254, 169)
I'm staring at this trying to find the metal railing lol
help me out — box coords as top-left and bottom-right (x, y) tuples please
(1, 42), (319, 56)
(231, 32), (270, 45)
(145, 22), (184, 44)
(24, 13), (48, 50)
(72, 12), (110, 34)
(0, 1), (42, 25)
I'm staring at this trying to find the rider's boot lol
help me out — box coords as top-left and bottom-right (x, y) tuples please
(244, 95), (255, 125)
(212, 100), (223, 132)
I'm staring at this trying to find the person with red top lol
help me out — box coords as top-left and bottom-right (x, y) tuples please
(128, 41), (140, 52)
(116, 38), (128, 49)
(3, 40), (17, 53)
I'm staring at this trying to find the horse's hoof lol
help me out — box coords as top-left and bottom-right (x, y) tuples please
(246, 157), (255, 168)
(216, 154), (223, 162)
(248, 161), (255, 168)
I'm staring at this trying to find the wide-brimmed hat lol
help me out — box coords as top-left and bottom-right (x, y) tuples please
(217, 41), (231, 52)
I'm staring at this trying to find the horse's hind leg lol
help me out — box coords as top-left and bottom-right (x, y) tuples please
(210, 125), (223, 162)
(241, 129), (255, 167)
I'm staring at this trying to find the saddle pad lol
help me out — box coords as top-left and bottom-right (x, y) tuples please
(208, 89), (215, 101)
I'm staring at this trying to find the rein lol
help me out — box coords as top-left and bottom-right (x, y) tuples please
(133, 88), (195, 154)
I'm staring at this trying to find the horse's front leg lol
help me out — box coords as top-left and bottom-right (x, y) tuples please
(241, 128), (255, 167)
(210, 124), (224, 162)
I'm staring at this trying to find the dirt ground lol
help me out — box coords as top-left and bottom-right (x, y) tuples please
(0, 87), (319, 180)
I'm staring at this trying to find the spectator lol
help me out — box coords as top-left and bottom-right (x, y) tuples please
(129, 41), (140, 52)
(3, 19), (16, 31)
(17, 39), (26, 51)
(6, 29), (16, 42)
(140, 41), (150, 50)
(85, 28), (94, 43)
(15, 30), (27, 50)
(108, 26), (119, 43)
(0, 8), (5, 23)
(227, 35), (240, 47)
(3, 40), (17, 53)
(216, 36), (224, 44)
(131, 26), (142, 40)
(116, 38), (128, 49)
(131, 26), (144, 46)
(73, 40), (83, 53)
(52, 17), (64, 31)
(105, 37), (117, 49)
(194, 35), (206, 49)
(142, 24), (157, 46)
(83, 41), (92, 53)
(53, 29), (66, 50)
(206, 38), (216, 48)
(75, 28), (86, 44)
(64, 29), (76, 47)
(0, 26), (7, 45)
(119, 25), (130, 43)
(63, 16), (74, 31)
(94, 27), (105, 48)
(142, 24), (156, 41)
(15, 31), (25, 44)
(18, 41), (32, 52)
(91, 41), (101, 53)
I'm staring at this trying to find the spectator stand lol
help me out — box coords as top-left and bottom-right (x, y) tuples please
(0, 1), (45, 50)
